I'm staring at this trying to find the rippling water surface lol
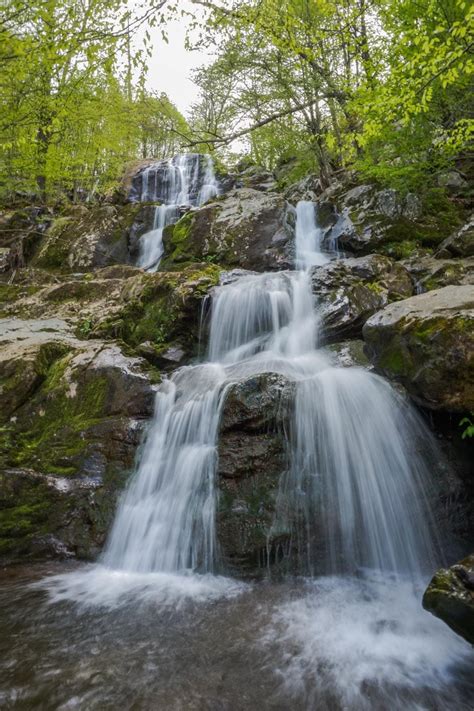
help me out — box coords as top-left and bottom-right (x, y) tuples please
(1, 563), (472, 711)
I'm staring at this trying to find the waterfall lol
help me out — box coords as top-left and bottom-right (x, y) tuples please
(137, 204), (178, 272)
(136, 153), (219, 271)
(104, 366), (226, 572)
(295, 200), (329, 268)
(102, 198), (439, 581)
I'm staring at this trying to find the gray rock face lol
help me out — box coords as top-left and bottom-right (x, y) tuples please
(363, 285), (474, 412)
(436, 214), (474, 258)
(401, 254), (474, 292)
(162, 188), (294, 271)
(0, 318), (155, 563)
(33, 205), (140, 271)
(217, 373), (294, 575)
(311, 254), (413, 342)
(237, 165), (278, 192)
(423, 555), (474, 645)
(317, 184), (422, 254)
(437, 170), (468, 192)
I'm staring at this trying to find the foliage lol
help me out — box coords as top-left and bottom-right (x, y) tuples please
(187, 0), (473, 188)
(0, 0), (188, 202)
(460, 416), (474, 439)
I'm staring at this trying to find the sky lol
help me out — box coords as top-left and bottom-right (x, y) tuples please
(144, 1), (211, 117)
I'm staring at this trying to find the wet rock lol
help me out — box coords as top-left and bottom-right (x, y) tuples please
(311, 254), (413, 342)
(423, 555), (474, 645)
(33, 204), (142, 271)
(363, 286), (474, 412)
(318, 184), (423, 255)
(0, 318), (155, 563)
(217, 373), (294, 575)
(436, 214), (474, 259)
(161, 188), (294, 271)
(324, 339), (371, 368)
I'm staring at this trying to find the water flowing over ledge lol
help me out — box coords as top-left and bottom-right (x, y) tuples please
(136, 153), (219, 271)
(30, 194), (473, 708)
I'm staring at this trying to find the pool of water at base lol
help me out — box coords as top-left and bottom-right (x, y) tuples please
(0, 562), (473, 711)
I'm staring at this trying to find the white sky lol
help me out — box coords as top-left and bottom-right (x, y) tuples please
(144, 1), (212, 117)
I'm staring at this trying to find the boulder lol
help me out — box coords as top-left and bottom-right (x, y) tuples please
(237, 164), (278, 192)
(423, 555), (474, 645)
(161, 188), (294, 271)
(401, 254), (474, 292)
(363, 286), (474, 412)
(0, 318), (155, 562)
(311, 254), (413, 342)
(317, 184), (423, 255)
(437, 170), (468, 192)
(217, 373), (294, 575)
(436, 214), (474, 259)
(32, 204), (142, 271)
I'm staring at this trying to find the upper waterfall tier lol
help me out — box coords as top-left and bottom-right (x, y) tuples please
(130, 153), (220, 205)
(133, 153), (219, 271)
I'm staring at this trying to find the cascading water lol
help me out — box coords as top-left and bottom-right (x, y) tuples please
(35, 197), (473, 709)
(136, 153), (219, 271)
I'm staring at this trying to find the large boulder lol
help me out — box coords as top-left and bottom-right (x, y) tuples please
(423, 555), (474, 645)
(316, 183), (465, 257)
(0, 318), (155, 562)
(311, 254), (413, 342)
(318, 184), (422, 254)
(363, 286), (474, 412)
(161, 188), (294, 271)
(436, 214), (474, 259)
(217, 373), (294, 575)
(32, 204), (142, 271)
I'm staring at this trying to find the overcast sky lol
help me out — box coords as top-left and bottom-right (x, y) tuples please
(144, 1), (211, 117)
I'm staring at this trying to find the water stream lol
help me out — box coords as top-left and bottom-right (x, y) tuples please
(3, 192), (472, 709)
(137, 153), (219, 271)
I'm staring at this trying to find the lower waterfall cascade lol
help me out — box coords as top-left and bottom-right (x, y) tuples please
(31, 198), (474, 710)
(106, 198), (439, 578)
(136, 153), (220, 272)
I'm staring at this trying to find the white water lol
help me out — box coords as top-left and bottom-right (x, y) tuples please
(295, 200), (329, 268)
(37, 199), (472, 705)
(137, 153), (219, 271)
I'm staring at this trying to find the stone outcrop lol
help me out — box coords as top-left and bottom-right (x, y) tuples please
(423, 555), (474, 645)
(0, 318), (155, 562)
(363, 286), (474, 411)
(311, 254), (413, 342)
(317, 184), (423, 255)
(32, 204), (142, 271)
(0, 264), (221, 367)
(161, 188), (294, 271)
(401, 254), (474, 293)
(436, 214), (474, 259)
(217, 373), (294, 575)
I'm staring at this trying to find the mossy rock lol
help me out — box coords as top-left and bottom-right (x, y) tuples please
(217, 373), (294, 576)
(423, 554), (474, 645)
(363, 285), (474, 411)
(32, 204), (142, 271)
(311, 254), (414, 342)
(161, 188), (293, 271)
(0, 324), (155, 563)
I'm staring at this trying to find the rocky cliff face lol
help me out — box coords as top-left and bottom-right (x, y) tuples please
(1, 162), (473, 608)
